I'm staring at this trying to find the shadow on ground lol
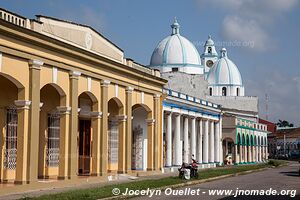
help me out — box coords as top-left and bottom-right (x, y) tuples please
(280, 171), (300, 177)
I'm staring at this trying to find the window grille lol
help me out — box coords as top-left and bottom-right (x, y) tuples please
(46, 113), (60, 167)
(108, 120), (119, 164)
(4, 107), (18, 170)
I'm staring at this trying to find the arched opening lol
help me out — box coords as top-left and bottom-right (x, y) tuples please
(241, 134), (245, 163)
(237, 133), (241, 160)
(78, 92), (98, 175)
(39, 84), (66, 178)
(132, 104), (152, 170)
(222, 137), (234, 165)
(108, 97), (123, 171)
(236, 88), (240, 96)
(209, 87), (213, 96)
(222, 87), (227, 96)
(246, 135), (250, 162)
(0, 74), (20, 181)
(208, 47), (212, 54)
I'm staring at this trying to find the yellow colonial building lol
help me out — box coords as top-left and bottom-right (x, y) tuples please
(0, 8), (167, 184)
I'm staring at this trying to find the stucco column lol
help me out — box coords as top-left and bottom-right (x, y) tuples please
(68, 71), (80, 179)
(244, 145), (247, 163)
(209, 121), (214, 163)
(125, 86), (133, 172)
(203, 119), (209, 164)
(174, 113), (181, 166)
(153, 94), (161, 170)
(234, 144), (238, 164)
(90, 111), (102, 176)
(219, 117), (223, 165)
(191, 117), (196, 159)
(27, 59), (42, 183)
(248, 145), (252, 163)
(146, 119), (155, 170)
(183, 116), (189, 163)
(117, 115), (127, 173)
(240, 145), (243, 163)
(166, 112), (172, 167)
(259, 145), (262, 162)
(57, 106), (71, 179)
(197, 119), (203, 163)
(100, 80), (110, 175)
(214, 121), (220, 163)
(14, 100), (31, 184)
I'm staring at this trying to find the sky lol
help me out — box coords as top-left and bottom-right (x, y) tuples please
(1, 0), (299, 126)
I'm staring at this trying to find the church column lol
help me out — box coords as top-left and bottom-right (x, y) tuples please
(244, 144), (248, 163)
(191, 117), (196, 159)
(209, 121), (214, 163)
(219, 117), (223, 165)
(14, 100), (31, 184)
(91, 111), (102, 176)
(259, 145), (262, 162)
(100, 80), (110, 175)
(57, 106), (71, 179)
(68, 71), (80, 178)
(125, 86), (133, 172)
(153, 94), (161, 170)
(240, 145), (243, 163)
(197, 119), (203, 163)
(174, 113), (181, 165)
(183, 116), (189, 163)
(27, 59), (42, 182)
(118, 115), (127, 173)
(166, 112), (172, 167)
(215, 121), (220, 163)
(146, 119), (155, 170)
(234, 144), (238, 164)
(203, 119), (209, 164)
(248, 145), (252, 163)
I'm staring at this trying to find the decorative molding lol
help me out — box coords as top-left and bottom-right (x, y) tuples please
(0, 52), (2, 72)
(87, 77), (91, 92)
(146, 118), (155, 124)
(69, 71), (81, 79)
(101, 79), (110, 87)
(141, 92), (144, 104)
(116, 115), (127, 122)
(154, 94), (161, 99)
(126, 86), (134, 93)
(91, 111), (102, 119)
(29, 59), (43, 70)
(14, 100), (31, 110)
(39, 102), (44, 108)
(115, 84), (119, 97)
(52, 67), (58, 84)
(57, 106), (71, 115)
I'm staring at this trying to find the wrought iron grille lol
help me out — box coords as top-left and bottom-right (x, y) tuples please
(46, 113), (60, 167)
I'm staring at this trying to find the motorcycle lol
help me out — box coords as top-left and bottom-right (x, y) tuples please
(178, 155), (199, 179)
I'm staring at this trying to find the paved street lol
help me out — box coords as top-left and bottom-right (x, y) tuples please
(132, 162), (300, 199)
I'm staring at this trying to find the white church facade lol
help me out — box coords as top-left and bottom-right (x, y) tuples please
(149, 19), (268, 167)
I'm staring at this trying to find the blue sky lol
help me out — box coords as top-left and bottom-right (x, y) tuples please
(1, 0), (299, 126)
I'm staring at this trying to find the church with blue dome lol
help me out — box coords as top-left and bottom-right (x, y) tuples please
(149, 19), (269, 169)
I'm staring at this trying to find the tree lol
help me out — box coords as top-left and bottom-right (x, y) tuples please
(276, 119), (294, 127)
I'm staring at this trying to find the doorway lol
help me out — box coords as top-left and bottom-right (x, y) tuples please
(78, 119), (91, 175)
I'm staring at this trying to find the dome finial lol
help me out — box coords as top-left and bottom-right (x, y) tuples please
(171, 17), (180, 35)
(220, 47), (227, 58)
(208, 35), (212, 39)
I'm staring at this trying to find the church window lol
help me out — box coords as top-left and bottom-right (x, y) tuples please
(208, 47), (212, 54)
(237, 88), (240, 96)
(4, 107), (18, 170)
(222, 87), (227, 96)
(209, 87), (212, 96)
(46, 113), (60, 167)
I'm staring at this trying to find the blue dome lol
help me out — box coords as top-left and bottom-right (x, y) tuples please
(207, 48), (243, 86)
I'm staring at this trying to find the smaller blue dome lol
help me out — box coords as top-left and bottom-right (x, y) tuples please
(207, 48), (243, 86)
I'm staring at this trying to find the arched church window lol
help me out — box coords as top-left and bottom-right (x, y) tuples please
(208, 47), (212, 54)
(222, 87), (227, 96)
(209, 87), (212, 96)
(237, 88), (240, 96)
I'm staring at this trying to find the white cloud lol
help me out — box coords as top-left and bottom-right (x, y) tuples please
(198, 0), (298, 52)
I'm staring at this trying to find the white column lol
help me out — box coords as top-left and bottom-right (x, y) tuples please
(174, 113), (181, 166)
(235, 144), (238, 164)
(249, 145), (252, 162)
(244, 145), (247, 163)
(214, 121), (220, 163)
(240, 145), (243, 163)
(197, 119), (203, 163)
(219, 117), (223, 165)
(203, 120), (209, 163)
(183, 116), (189, 163)
(209, 121), (214, 163)
(191, 117), (196, 159)
(166, 112), (172, 167)
(259, 145), (262, 162)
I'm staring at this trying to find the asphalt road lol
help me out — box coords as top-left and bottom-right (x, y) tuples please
(131, 162), (300, 200)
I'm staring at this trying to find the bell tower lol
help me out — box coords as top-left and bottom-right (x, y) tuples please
(201, 35), (218, 76)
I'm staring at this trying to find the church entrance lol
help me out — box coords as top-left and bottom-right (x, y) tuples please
(78, 119), (91, 175)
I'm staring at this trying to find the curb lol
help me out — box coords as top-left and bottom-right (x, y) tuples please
(102, 165), (281, 200)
